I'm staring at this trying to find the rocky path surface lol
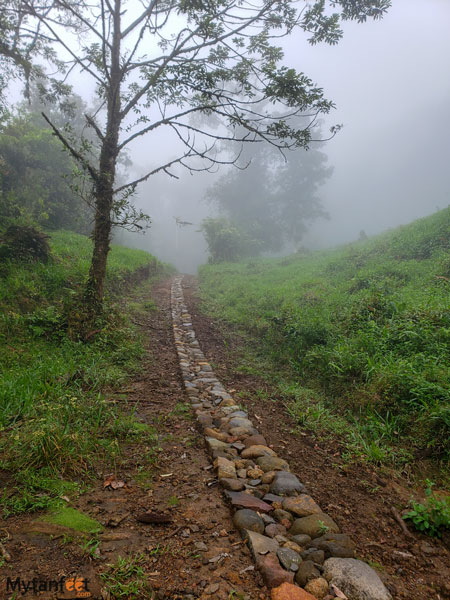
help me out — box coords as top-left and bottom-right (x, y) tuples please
(171, 276), (395, 600)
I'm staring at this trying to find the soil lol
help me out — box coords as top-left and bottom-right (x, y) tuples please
(0, 278), (266, 600)
(181, 276), (450, 600)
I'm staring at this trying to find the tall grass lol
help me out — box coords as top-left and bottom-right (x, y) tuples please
(199, 207), (450, 464)
(0, 230), (172, 514)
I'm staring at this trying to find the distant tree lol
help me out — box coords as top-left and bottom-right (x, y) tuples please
(5, 0), (390, 320)
(207, 133), (332, 253)
(201, 217), (260, 262)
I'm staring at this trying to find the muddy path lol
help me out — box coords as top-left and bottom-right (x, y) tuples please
(182, 276), (450, 600)
(0, 278), (266, 600)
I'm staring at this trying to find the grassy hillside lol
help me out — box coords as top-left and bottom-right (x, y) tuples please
(0, 230), (172, 514)
(199, 208), (450, 469)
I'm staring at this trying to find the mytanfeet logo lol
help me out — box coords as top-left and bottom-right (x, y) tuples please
(5, 575), (91, 597)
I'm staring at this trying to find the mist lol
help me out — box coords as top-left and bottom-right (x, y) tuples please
(115, 0), (450, 271)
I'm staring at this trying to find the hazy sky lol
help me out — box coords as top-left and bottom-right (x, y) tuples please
(101, 1), (450, 269)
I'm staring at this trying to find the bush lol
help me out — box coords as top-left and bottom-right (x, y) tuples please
(0, 224), (51, 263)
(200, 217), (261, 263)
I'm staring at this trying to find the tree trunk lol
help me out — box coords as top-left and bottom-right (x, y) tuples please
(83, 0), (122, 317)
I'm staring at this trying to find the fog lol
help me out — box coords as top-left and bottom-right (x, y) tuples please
(96, 1), (450, 271)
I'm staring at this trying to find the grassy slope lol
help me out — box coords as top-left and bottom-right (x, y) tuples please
(199, 208), (450, 469)
(0, 230), (172, 514)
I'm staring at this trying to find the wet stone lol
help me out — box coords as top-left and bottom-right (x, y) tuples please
(256, 553), (294, 589)
(277, 547), (302, 572)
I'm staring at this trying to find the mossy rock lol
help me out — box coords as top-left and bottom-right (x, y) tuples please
(40, 506), (103, 534)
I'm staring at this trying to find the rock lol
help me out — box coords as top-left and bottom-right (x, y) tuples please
(194, 541), (208, 552)
(198, 415), (213, 428)
(244, 530), (279, 557)
(229, 410), (248, 418)
(234, 459), (252, 469)
(225, 491), (273, 513)
(310, 533), (356, 559)
(244, 434), (268, 448)
(271, 582), (317, 600)
(282, 495), (322, 517)
(228, 417), (255, 430)
(204, 428), (230, 442)
(304, 577), (329, 599)
(247, 467), (264, 479)
(262, 514), (276, 525)
(233, 509), (265, 534)
(277, 547), (302, 572)
(214, 456), (236, 479)
(323, 558), (392, 600)
(264, 494), (284, 504)
(301, 548), (325, 564)
(266, 523), (287, 538)
(249, 479), (262, 486)
(204, 583), (220, 595)
(232, 442), (246, 451)
(256, 552), (294, 589)
(257, 457), (290, 473)
(220, 478), (245, 491)
(242, 445), (277, 459)
(273, 509), (294, 523)
(290, 534), (311, 547)
(262, 471), (277, 484)
(295, 560), (321, 587)
(283, 541), (303, 554)
(229, 426), (258, 437)
(290, 514), (339, 538)
(270, 472), (305, 496)
(237, 469), (248, 479)
(206, 437), (229, 454)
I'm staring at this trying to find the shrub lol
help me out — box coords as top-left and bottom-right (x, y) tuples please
(0, 224), (51, 262)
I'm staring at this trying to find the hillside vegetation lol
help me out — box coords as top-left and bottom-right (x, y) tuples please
(199, 208), (450, 470)
(0, 230), (171, 514)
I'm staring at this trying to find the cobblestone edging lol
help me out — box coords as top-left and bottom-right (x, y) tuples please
(171, 276), (392, 600)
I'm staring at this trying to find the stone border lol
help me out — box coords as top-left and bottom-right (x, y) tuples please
(171, 276), (392, 600)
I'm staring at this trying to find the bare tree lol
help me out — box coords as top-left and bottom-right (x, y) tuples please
(8, 0), (390, 316)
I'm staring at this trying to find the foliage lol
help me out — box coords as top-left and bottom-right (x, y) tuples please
(0, 230), (172, 514)
(201, 217), (261, 263)
(199, 207), (450, 463)
(0, 112), (93, 232)
(403, 481), (450, 538)
(207, 130), (331, 253)
(0, 224), (51, 262)
(3, 0), (390, 313)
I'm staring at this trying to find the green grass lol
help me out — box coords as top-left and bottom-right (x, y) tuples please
(100, 554), (149, 598)
(199, 207), (450, 469)
(0, 229), (173, 515)
(41, 506), (103, 533)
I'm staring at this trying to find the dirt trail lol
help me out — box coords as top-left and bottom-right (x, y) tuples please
(0, 278), (266, 600)
(182, 276), (450, 600)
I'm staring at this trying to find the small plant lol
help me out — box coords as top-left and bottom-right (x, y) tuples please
(403, 481), (450, 538)
(100, 554), (148, 598)
(317, 520), (329, 534)
(168, 495), (179, 507)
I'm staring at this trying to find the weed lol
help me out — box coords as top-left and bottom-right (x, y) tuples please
(403, 481), (450, 538)
(168, 495), (179, 507)
(317, 520), (329, 534)
(101, 554), (148, 598)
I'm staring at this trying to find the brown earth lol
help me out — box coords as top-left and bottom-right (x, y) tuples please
(182, 276), (450, 600)
(0, 278), (267, 600)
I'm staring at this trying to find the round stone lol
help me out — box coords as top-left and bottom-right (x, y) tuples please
(304, 577), (329, 600)
(233, 509), (265, 534)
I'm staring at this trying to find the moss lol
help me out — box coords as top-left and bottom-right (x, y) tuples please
(41, 506), (103, 533)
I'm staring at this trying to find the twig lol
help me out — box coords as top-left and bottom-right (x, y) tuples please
(390, 506), (414, 538)
(0, 541), (11, 562)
